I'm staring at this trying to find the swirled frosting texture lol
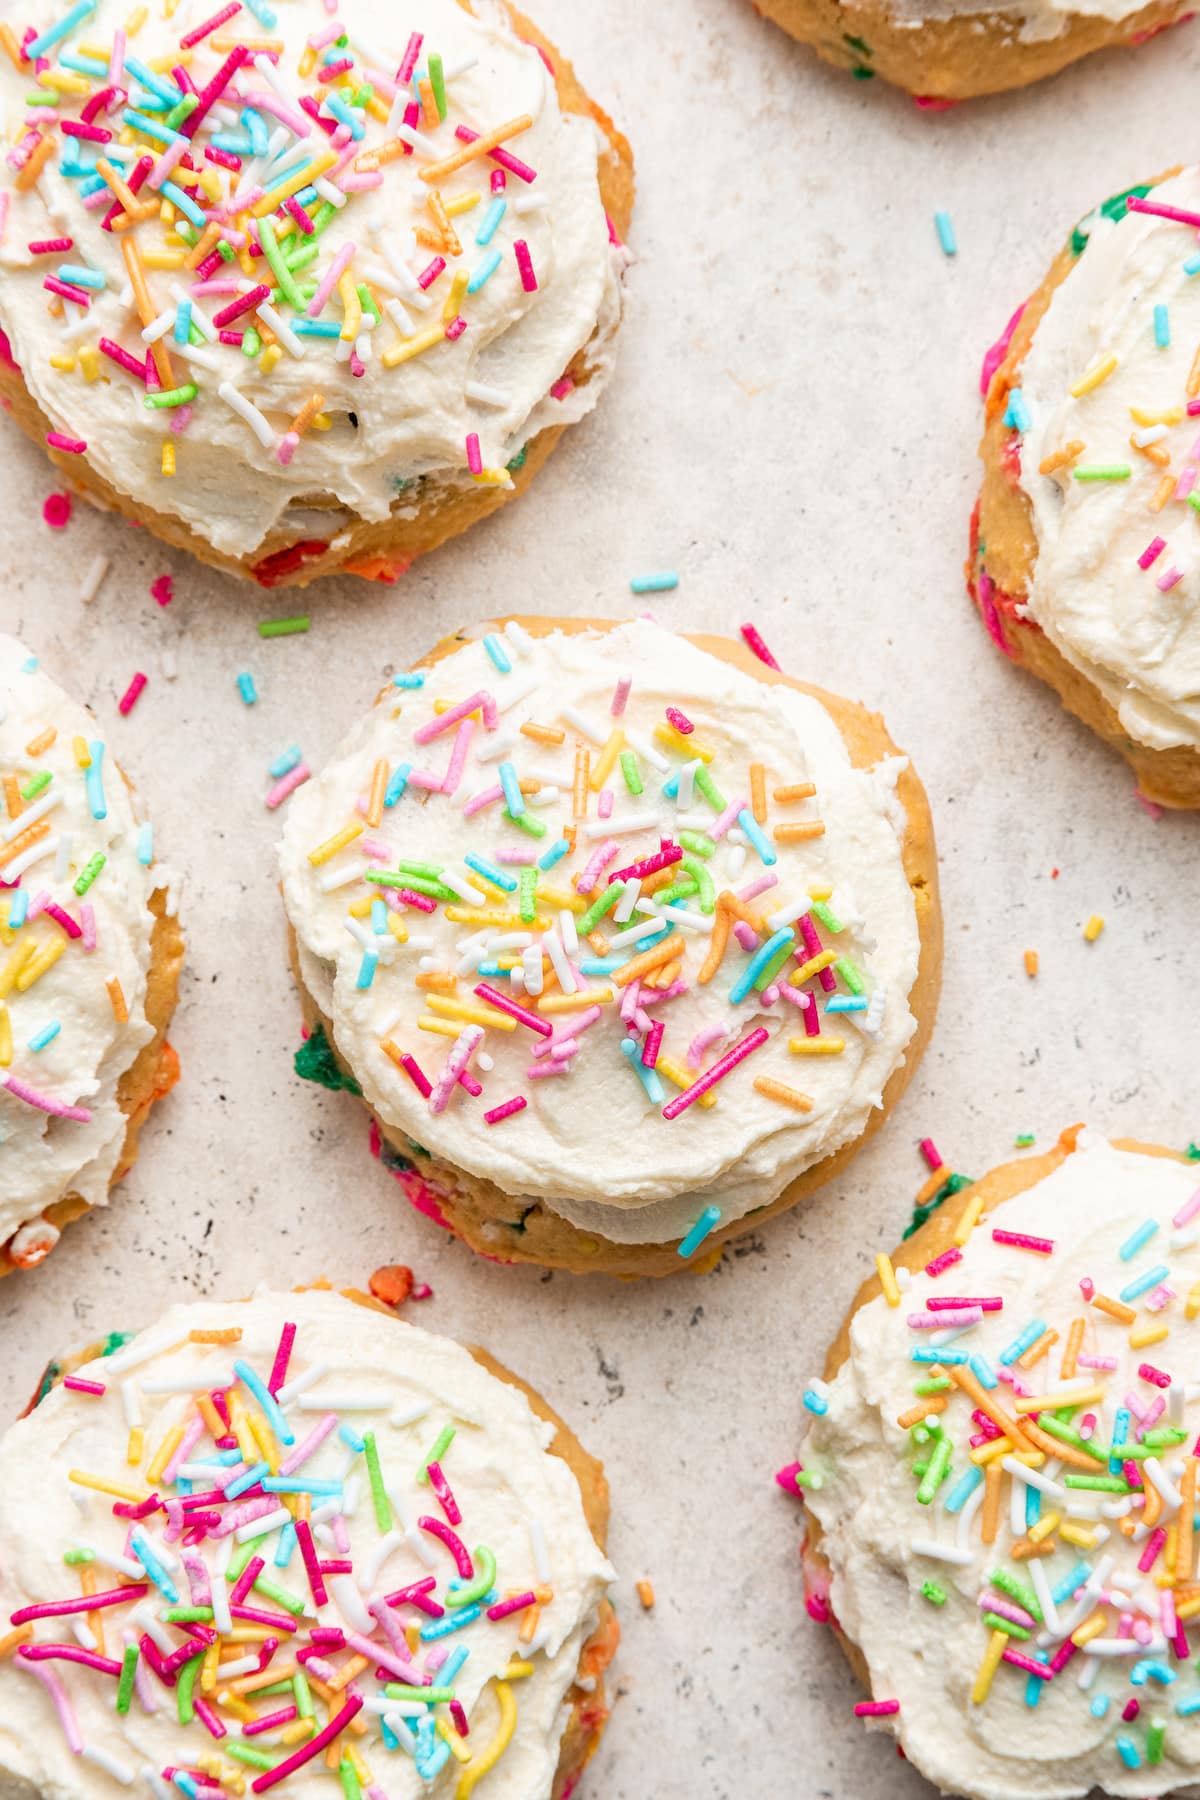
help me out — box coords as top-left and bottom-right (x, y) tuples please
(0, 0), (624, 559)
(0, 634), (164, 1251)
(0, 1287), (613, 1799)
(806, 1134), (1200, 1800)
(1017, 170), (1200, 752)
(279, 621), (922, 1247)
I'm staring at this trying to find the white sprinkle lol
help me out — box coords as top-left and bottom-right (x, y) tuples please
(160, 648), (177, 682)
(608, 916), (668, 950)
(140, 307), (176, 344)
(543, 927), (577, 994)
(237, 1507), (291, 1544)
(1, 789), (59, 841)
(396, 121), (440, 159)
(77, 552), (110, 605)
(522, 943), (543, 995)
(84, 1745), (135, 1786)
(389, 1401), (430, 1429)
(1144, 1457), (1183, 1510)
(560, 704), (606, 744)
(276, 1362), (329, 1406)
(512, 192), (548, 215)
(910, 1539), (974, 1566)
(613, 877), (641, 923)
(318, 860), (369, 893)
(466, 380), (511, 409)
(581, 813), (661, 840)
(329, 1574), (374, 1635)
(767, 898), (812, 933)
(624, 728), (670, 773)
(120, 1380), (143, 1430)
(258, 301), (307, 359)
(494, 675), (538, 715)
(296, 1392), (393, 1411)
(171, 338), (221, 375)
(559, 908), (578, 955)
(97, 1332), (184, 1375)
(140, 1369), (235, 1395)
(218, 381), (276, 449)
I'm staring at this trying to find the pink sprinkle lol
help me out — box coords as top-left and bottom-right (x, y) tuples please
(3, 1074), (91, 1122)
(1138, 1362), (1171, 1389)
(736, 873), (778, 904)
(453, 123), (536, 185)
(1126, 194), (1200, 229)
(1157, 565), (1184, 592)
(42, 491), (71, 528)
(990, 1228), (1054, 1254)
(575, 838), (621, 895)
(180, 1), (242, 49)
(707, 794), (746, 843)
(417, 256), (446, 291)
(1138, 1527), (1168, 1572)
(1174, 1185), (1200, 1229)
(151, 574), (174, 607)
(491, 169), (506, 193)
(1138, 536), (1167, 569)
(774, 1461), (804, 1494)
(1122, 1698), (1140, 1722)
(662, 1026), (768, 1119)
(907, 1307), (983, 1330)
(474, 983), (551, 1037)
(118, 672), (147, 716)
(1078, 1413), (1096, 1439)
(740, 622), (780, 670)
(732, 919), (758, 952)
(264, 763), (311, 810)
(413, 690), (493, 746)
(63, 1376), (105, 1395)
(444, 315), (467, 342)
(608, 842), (683, 885)
(854, 1699), (900, 1717)
(43, 901), (81, 939)
(46, 431), (85, 455)
(598, 788), (614, 819)
(1002, 1647), (1052, 1680)
(395, 1051), (433, 1100)
(483, 1095), (527, 1126)
(513, 239), (537, 291)
(1078, 1276), (1095, 1300)
(425, 1460), (461, 1526)
(926, 1295), (1003, 1312)
(268, 1322), (296, 1397)
(465, 432), (482, 475)
(924, 1247), (962, 1278)
(611, 676), (632, 716)
(397, 30), (423, 83)
(665, 706), (693, 735)
(19, 1661), (83, 1753)
(213, 284), (270, 328)
(440, 718), (475, 797)
(642, 1019), (664, 1068)
(549, 374), (574, 400)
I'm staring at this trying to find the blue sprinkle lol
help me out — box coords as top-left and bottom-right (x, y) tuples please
(934, 209), (957, 257)
(274, 1520), (297, 1569)
(242, 0), (279, 29)
(1025, 1482), (1041, 1528)
(537, 837), (571, 871)
(1004, 388), (1032, 433)
(1118, 1218), (1158, 1261)
(1116, 1737), (1140, 1770)
(476, 962), (511, 978)
(174, 299), (193, 346)
(21, 656), (38, 673)
(464, 852), (516, 893)
(324, 91), (364, 140)
(264, 155), (312, 195)
(268, 745), (302, 778)
(729, 925), (793, 1004)
(419, 1604), (481, 1641)
(339, 1424), (365, 1453)
(497, 761), (524, 818)
(1154, 304), (1171, 348)
(482, 633), (512, 673)
(802, 1390), (828, 1416)
(620, 1036), (665, 1105)
(233, 1359), (294, 1446)
(579, 955), (628, 975)
(440, 1646), (470, 1685)
(25, 0), (97, 61)
(474, 196), (507, 247)
(136, 822), (153, 866)
(943, 1465), (983, 1514)
(968, 1353), (997, 1391)
(56, 264), (105, 290)
(384, 763), (412, 807)
(261, 1477), (342, 1495)
(1050, 1561), (1091, 1606)
(121, 108), (182, 144)
(1120, 1264), (1169, 1303)
(1091, 1695), (1110, 1718)
(130, 1526), (179, 1601)
(824, 996), (868, 1012)
(1186, 253), (1200, 277)
(357, 948), (379, 990)
(210, 131), (255, 155)
(175, 1776), (201, 1800)
(160, 179), (205, 227)
(27, 1022), (60, 1052)
(85, 740), (107, 821)
(58, 51), (109, 76)
(629, 571), (679, 594)
(1176, 1694), (1200, 1716)
(911, 1347), (967, 1365)
(8, 891), (28, 930)
(393, 672), (425, 689)
(467, 249), (502, 293)
(236, 671), (257, 706)
(294, 320), (342, 338)
(371, 898), (388, 936)
(1110, 1406), (1130, 1475)
(677, 1204), (722, 1260)
(241, 106), (269, 158)
(737, 807), (777, 868)
(999, 1319), (1046, 1366)
(1024, 1649), (1049, 1707)
(224, 1460), (269, 1500)
(124, 56), (179, 103)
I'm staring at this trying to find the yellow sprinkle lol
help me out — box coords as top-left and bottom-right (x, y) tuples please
(1187, 1282), (1200, 1322)
(417, 1016), (470, 1041)
(1028, 1511), (1060, 1544)
(1129, 1323), (1170, 1350)
(0, 1005), (10, 1067)
(126, 1427), (145, 1468)
(1059, 1519), (1100, 1549)
(141, 250), (186, 270)
(338, 271), (362, 343)
(1130, 405), (1184, 427)
(470, 467), (512, 486)
(16, 937), (66, 992)
(387, 914), (408, 946)
(251, 151), (337, 215)
(436, 1718), (472, 1765)
(1014, 1385), (1104, 1415)
(78, 345), (100, 383)
(446, 907), (551, 931)
(787, 1037), (844, 1055)
(425, 995), (517, 1032)
(790, 950), (838, 985)
(537, 988), (614, 1013)
(0, 942), (35, 1000)
(1070, 352), (1118, 398)
(655, 1053), (717, 1108)
(382, 323), (446, 369)
(971, 1630), (1008, 1705)
(307, 821), (363, 866)
(970, 1436), (1017, 1468)
(1071, 1612), (1108, 1647)
(534, 886), (586, 914)
(73, 735), (91, 768)
(500, 1659), (533, 1679)
(1083, 915), (1104, 943)
(952, 1189), (986, 1249)
(40, 65), (90, 93)
(68, 1469), (150, 1504)
(455, 1681), (517, 1797)
(147, 1425), (185, 1487)
(652, 722), (714, 762)
(49, 354), (75, 372)
(260, 343), (282, 375)
(874, 1252), (901, 1308)
(441, 267), (469, 325)
(279, 1719), (315, 1746)
(444, 190), (481, 217)
(161, 442), (176, 478)
(589, 728), (625, 791)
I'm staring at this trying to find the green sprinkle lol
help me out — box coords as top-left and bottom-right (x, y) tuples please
(1143, 1427), (1188, 1448)
(253, 1575), (305, 1617)
(144, 383), (199, 410)
(418, 1424), (455, 1484)
(227, 1534), (268, 1581)
(19, 770), (51, 801)
(1148, 1720), (1166, 1765)
(356, 282), (380, 324)
(428, 51), (447, 120)
(369, 870), (458, 902)
(363, 1430), (392, 1533)
(216, 238), (236, 263)
(116, 1643), (138, 1715)
(294, 1022), (361, 1096)
(505, 807), (547, 838)
(619, 750), (643, 796)
(982, 1611), (1031, 1640)
(293, 1667), (315, 1721)
(914, 1377), (952, 1396)
(693, 765), (726, 812)
(577, 882), (622, 935)
(63, 1548), (95, 1566)
(518, 867), (538, 925)
(445, 1543), (496, 1608)
(176, 1649), (202, 1725)
(384, 1684), (456, 1703)
(1073, 465), (1132, 482)
(259, 212), (305, 311)
(811, 901), (845, 934)
(225, 1744), (282, 1771)
(395, 860), (444, 880)
(1033, 1416), (1103, 1458)
(1063, 1473), (1131, 1493)
(679, 854), (715, 915)
(258, 615), (310, 639)
(834, 957), (865, 995)
(164, 91), (198, 131)
(989, 1569), (1042, 1622)
(284, 243), (320, 277)
(339, 1756), (362, 1800)
(916, 1434), (952, 1505)
(921, 1580), (947, 1606)
(165, 1606), (214, 1623)
(1015, 1132), (1036, 1148)
(678, 830), (715, 860)
(73, 852), (106, 896)
(794, 1469), (823, 1490)
(506, 444), (528, 474)
(753, 936), (796, 993)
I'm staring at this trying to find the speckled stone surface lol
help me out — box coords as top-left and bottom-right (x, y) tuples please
(2, 3), (1200, 1794)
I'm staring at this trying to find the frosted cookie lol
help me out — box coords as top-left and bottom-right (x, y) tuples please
(969, 168), (1200, 806)
(280, 617), (941, 1279)
(0, 634), (182, 1276)
(750, 0), (1192, 100)
(0, 1285), (617, 1797)
(798, 1128), (1200, 1798)
(0, 1), (633, 588)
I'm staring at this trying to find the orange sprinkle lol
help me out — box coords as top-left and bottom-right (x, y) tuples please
(636, 1581), (655, 1610)
(1060, 1318), (1085, 1381)
(15, 132), (56, 191)
(366, 759), (388, 830)
(572, 748), (590, 820)
(426, 189), (461, 258)
(1188, 341), (1200, 400)
(189, 1328), (243, 1345)
(982, 1462), (1002, 1545)
(1150, 472), (1177, 513)
(414, 971), (458, 994)
(749, 763), (767, 826)
(3, 775), (21, 820)
(752, 1075), (814, 1113)
(1131, 433), (1171, 468)
(0, 817), (49, 868)
(419, 115), (533, 183)
(897, 1396), (948, 1429)
(1024, 949), (1039, 978)
(1091, 1292), (1136, 1325)
(611, 937), (679, 990)
(1011, 1538), (1057, 1561)
(773, 822), (825, 843)
(520, 722), (564, 746)
(289, 392), (325, 437)
(1017, 1329), (1058, 1370)
(697, 896), (732, 986)
(106, 977), (128, 1023)
(0, 1626), (33, 1660)
(773, 782), (816, 803)
(24, 726), (55, 758)
(1037, 439), (1085, 475)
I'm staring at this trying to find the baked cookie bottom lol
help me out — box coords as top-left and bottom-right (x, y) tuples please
(22, 1282), (620, 1800)
(969, 167), (1200, 808)
(750, 0), (1193, 98)
(0, 888), (184, 1276)
(0, 1), (635, 592)
(799, 1128), (1188, 1696)
(287, 617), (943, 1280)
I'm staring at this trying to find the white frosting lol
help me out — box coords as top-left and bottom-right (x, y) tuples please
(0, 634), (166, 1252)
(0, 1287), (613, 1800)
(279, 621), (923, 1247)
(0, 0), (625, 560)
(876, 0), (1156, 41)
(1016, 168), (1200, 753)
(806, 1134), (1200, 1800)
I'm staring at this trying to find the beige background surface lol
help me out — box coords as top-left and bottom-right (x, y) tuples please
(2, 3), (1200, 1794)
